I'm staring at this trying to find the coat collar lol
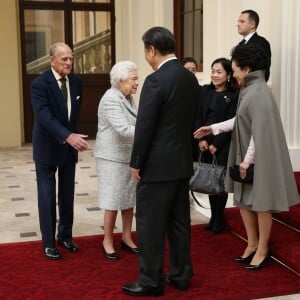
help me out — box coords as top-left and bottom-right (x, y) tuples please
(112, 87), (137, 117)
(46, 69), (69, 117)
(244, 70), (265, 87)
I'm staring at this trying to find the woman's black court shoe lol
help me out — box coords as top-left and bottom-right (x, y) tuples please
(245, 251), (271, 270)
(234, 250), (256, 264)
(102, 245), (119, 260)
(121, 240), (139, 254)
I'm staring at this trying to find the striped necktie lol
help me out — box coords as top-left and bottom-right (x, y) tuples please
(59, 77), (68, 106)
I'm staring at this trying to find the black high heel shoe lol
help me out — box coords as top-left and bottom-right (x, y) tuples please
(121, 240), (139, 254)
(234, 250), (256, 264)
(245, 251), (271, 270)
(102, 245), (119, 260)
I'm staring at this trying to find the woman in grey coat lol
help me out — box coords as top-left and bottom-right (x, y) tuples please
(94, 61), (139, 260)
(194, 44), (299, 270)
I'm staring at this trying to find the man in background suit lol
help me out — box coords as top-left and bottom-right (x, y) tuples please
(31, 42), (89, 260)
(237, 9), (271, 81)
(122, 27), (199, 296)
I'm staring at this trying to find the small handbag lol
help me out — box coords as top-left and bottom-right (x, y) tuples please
(189, 153), (226, 195)
(229, 164), (254, 184)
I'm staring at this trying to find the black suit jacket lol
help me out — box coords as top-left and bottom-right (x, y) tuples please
(245, 32), (271, 81)
(130, 59), (199, 182)
(31, 69), (83, 166)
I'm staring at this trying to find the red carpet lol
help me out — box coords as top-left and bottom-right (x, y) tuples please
(225, 171), (300, 275)
(1, 225), (300, 300)
(225, 206), (300, 275)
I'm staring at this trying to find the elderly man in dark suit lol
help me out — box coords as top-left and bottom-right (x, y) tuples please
(237, 9), (271, 81)
(31, 42), (89, 260)
(122, 27), (199, 297)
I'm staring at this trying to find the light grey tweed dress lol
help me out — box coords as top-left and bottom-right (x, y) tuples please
(93, 87), (137, 210)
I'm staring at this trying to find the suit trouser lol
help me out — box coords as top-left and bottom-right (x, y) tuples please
(35, 153), (76, 248)
(136, 178), (193, 287)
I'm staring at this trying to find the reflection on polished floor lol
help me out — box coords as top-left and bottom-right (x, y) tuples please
(0, 141), (298, 300)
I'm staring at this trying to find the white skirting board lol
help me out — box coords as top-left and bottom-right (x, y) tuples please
(289, 148), (300, 171)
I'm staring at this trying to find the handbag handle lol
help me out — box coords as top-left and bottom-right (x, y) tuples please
(198, 152), (219, 167)
(212, 155), (218, 167)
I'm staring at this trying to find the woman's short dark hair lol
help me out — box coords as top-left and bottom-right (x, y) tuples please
(231, 43), (270, 73)
(182, 57), (197, 68)
(211, 57), (232, 75)
(210, 57), (237, 91)
(142, 26), (175, 55)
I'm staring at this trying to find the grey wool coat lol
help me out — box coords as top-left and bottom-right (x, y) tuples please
(225, 70), (299, 212)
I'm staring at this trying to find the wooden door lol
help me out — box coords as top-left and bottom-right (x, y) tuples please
(19, 0), (115, 142)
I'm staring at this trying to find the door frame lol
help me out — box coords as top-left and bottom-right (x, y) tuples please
(19, 0), (116, 142)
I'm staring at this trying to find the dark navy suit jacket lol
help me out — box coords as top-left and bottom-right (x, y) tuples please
(130, 59), (199, 182)
(31, 69), (83, 166)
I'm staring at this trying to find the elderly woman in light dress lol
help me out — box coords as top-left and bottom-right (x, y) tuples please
(94, 60), (139, 260)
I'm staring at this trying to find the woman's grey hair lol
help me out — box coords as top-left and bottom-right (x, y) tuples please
(110, 60), (137, 88)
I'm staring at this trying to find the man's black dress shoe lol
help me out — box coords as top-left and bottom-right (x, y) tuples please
(165, 275), (190, 291)
(58, 240), (79, 252)
(44, 247), (61, 260)
(102, 245), (119, 260)
(234, 250), (256, 264)
(245, 251), (271, 270)
(121, 240), (139, 254)
(122, 282), (164, 296)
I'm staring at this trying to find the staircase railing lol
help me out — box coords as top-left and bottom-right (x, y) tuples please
(26, 29), (111, 74)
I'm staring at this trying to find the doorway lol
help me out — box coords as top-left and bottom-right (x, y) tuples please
(19, 0), (115, 142)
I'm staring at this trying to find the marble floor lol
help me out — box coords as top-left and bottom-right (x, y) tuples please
(0, 141), (299, 300)
(0, 141), (208, 244)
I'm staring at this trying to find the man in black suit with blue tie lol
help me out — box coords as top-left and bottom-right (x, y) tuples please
(237, 9), (271, 81)
(122, 27), (199, 296)
(31, 42), (89, 260)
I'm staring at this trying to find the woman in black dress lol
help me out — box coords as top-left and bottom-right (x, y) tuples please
(196, 58), (239, 234)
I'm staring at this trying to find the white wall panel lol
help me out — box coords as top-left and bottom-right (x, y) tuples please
(280, 0), (300, 169)
(114, 0), (300, 169)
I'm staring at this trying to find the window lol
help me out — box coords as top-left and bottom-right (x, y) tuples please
(20, 0), (114, 74)
(174, 0), (203, 71)
(19, 0), (115, 142)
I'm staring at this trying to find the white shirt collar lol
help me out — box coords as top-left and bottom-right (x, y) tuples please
(243, 32), (256, 43)
(157, 56), (177, 69)
(51, 67), (68, 82)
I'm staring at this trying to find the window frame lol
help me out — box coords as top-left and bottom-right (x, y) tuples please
(173, 0), (203, 72)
